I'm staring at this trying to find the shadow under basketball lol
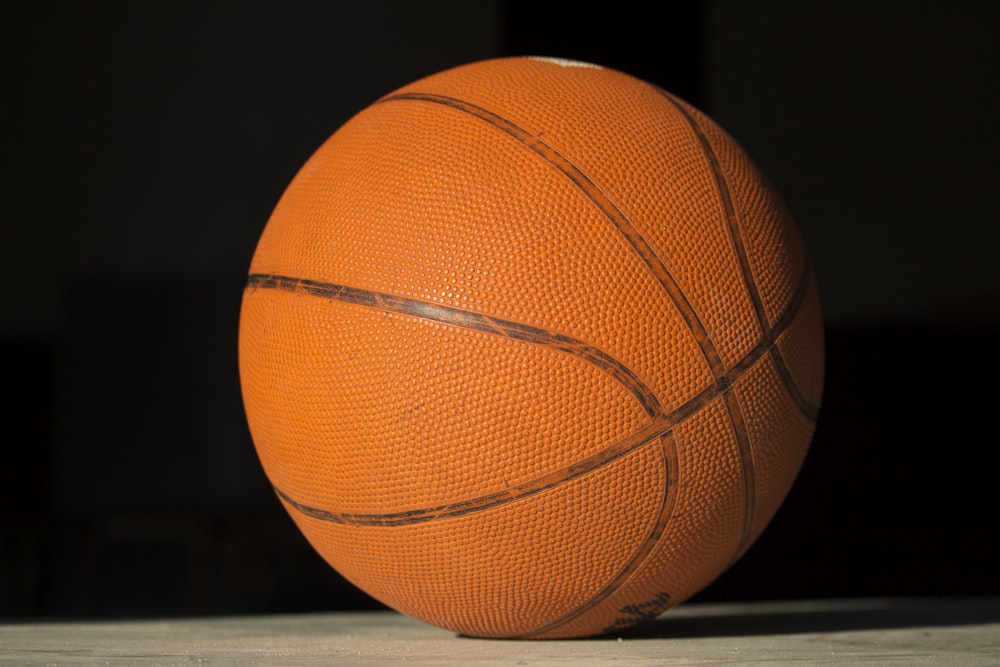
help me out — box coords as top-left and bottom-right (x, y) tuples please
(609, 597), (1000, 640)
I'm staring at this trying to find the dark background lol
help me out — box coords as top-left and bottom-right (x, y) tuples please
(2, 1), (998, 619)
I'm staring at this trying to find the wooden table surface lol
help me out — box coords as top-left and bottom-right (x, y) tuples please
(2, 596), (998, 666)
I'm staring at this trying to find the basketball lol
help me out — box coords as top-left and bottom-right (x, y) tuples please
(238, 56), (825, 639)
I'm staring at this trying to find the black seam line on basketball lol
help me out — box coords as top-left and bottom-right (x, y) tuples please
(272, 420), (672, 527)
(723, 389), (756, 558)
(657, 88), (820, 556)
(721, 265), (819, 421)
(515, 433), (681, 639)
(379, 91), (728, 383)
(767, 273), (821, 421)
(656, 88), (819, 424)
(657, 89), (770, 338)
(384, 93), (818, 437)
(650, 88), (764, 558)
(246, 273), (661, 418)
(379, 91), (810, 562)
(248, 265), (813, 528)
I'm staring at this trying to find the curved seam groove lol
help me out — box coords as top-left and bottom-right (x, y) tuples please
(248, 264), (814, 526)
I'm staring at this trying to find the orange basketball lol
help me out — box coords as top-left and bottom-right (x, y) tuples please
(238, 56), (824, 639)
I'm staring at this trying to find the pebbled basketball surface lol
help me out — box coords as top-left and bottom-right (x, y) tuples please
(238, 56), (825, 639)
